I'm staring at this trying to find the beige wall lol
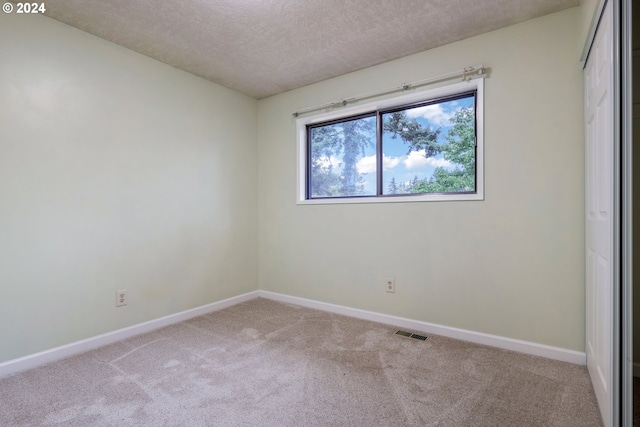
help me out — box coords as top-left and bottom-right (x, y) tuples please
(0, 14), (258, 362)
(579, 0), (604, 59)
(258, 8), (585, 351)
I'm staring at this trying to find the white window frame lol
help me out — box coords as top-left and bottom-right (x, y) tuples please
(296, 78), (484, 204)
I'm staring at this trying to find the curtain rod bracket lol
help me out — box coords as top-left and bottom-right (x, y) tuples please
(462, 66), (486, 81)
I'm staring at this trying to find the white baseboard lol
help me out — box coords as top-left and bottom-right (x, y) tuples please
(0, 291), (260, 379)
(258, 290), (586, 365)
(0, 289), (586, 378)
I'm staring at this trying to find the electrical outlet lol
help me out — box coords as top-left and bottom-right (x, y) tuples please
(386, 278), (395, 293)
(116, 289), (127, 307)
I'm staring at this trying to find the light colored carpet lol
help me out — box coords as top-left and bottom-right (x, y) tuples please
(0, 298), (602, 426)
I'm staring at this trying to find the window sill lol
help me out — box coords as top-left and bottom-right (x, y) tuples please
(297, 192), (483, 205)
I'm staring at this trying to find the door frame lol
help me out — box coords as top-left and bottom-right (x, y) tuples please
(620, 0), (633, 425)
(582, 0), (633, 425)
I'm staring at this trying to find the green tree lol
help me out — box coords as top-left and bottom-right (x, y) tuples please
(383, 111), (440, 156)
(388, 176), (398, 194)
(309, 125), (342, 197)
(411, 107), (475, 193)
(309, 118), (375, 197)
(340, 119), (374, 196)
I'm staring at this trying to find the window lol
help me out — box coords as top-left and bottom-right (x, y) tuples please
(297, 79), (483, 204)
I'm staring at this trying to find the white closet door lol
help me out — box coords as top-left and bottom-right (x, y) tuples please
(584, 2), (614, 426)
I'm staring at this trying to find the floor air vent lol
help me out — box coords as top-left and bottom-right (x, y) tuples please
(395, 330), (428, 341)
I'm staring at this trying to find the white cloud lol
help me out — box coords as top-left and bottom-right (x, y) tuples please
(356, 154), (400, 174)
(383, 155), (401, 170)
(403, 150), (452, 170)
(356, 155), (376, 174)
(406, 104), (452, 126)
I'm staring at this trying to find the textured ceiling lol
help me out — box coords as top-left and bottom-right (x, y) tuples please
(39, 0), (580, 99)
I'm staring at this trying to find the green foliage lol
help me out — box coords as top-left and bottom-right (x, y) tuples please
(383, 112), (440, 156)
(441, 107), (475, 173)
(388, 177), (398, 194)
(411, 167), (473, 193)
(309, 117), (375, 197)
(410, 107), (475, 194)
(309, 125), (342, 197)
(340, 120), (373, 196)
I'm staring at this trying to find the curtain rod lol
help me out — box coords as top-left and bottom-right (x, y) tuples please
(292, 64), (487, 119)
